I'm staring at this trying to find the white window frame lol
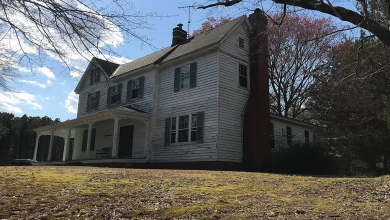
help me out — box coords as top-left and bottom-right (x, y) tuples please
(170, 114), (198, 144)
(238, 62), (249, 89)
(131, 77), (140, 99)
(110, 85), (119, 105)
(179, 64), (190, 90)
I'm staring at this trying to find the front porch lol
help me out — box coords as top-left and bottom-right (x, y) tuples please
(33, 107), (151, 164)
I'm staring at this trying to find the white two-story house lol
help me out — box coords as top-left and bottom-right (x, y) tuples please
(33, 9), (314, 170)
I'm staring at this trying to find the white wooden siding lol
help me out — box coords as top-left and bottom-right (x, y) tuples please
(150, 52), (219, 162)
(71, 119), (147, 160)
(77, 68), (154, 117)
(270, 117), (314, 150)
(217, 24), (251, 162)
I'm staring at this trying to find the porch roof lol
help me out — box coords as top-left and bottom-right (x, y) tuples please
(33, 107), (151, 134)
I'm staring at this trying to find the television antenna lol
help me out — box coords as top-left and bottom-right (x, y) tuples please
(178, 4), (197, 38)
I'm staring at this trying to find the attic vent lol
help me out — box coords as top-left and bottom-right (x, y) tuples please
(239, 37), (244, 49)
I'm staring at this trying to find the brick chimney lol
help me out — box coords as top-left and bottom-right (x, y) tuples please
(243, 8), (271, 171)
(171, 23), (187, 46)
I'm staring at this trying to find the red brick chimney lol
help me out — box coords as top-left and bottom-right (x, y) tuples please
(172, 23), (187, 46)
(243, 8), (271, 171)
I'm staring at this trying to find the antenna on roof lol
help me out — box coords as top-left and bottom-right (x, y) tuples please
(178, 4), (197, 38)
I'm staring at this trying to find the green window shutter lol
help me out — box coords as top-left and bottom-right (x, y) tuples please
(174, 67), (180, 92)
(117, 83), (122, 104)
(86, 93), (91, 111)
(90, 128), (96, 151)
(196, 112), (204, 143)
(190, 62), (197, 88)
(126, 80), (132, 102)
(139, 76), (145, 98)
(106, 87), (112, 107)
(82, 130), (88, 151)
(164, 118), (171, 147)
(95, 91), (100, 110)
(90, 71), (94, 85)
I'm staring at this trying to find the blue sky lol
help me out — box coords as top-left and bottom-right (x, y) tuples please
(0, 0), (358, 121)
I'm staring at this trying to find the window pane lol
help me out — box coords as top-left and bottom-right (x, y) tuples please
(192, 114), (197, 128)
(132, 89), (139, 99)
(180, 65), (190, 89)
(171, 117), (176, 130)
(179, 116), (189, 129)
(239, 76), (248, 88)
(171, 132), (176, 144)
(191, 130), (197, 142)
(178, 129), (189, 142)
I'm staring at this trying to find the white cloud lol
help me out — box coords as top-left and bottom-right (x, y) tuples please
(38, 67), (55, 79)
(20, 80), (47, 88)
(64, 92), (78, 114)
(46, 79), (52, 85)
(70, 70), (82, 77)
(0, 91), (42, 114)
(96, 54), (132, 64)
(46, 97), (50, 100)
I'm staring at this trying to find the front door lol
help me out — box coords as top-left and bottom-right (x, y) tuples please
(118, 125), (134, 158)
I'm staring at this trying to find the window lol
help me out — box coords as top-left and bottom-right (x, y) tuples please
(171, 117), (176, 144)
(180, 65), (190, 89)
(90, 68), (100, 85)
(239, 64), (248, 88)
(305, 130), (310, 144)
(174, 62), (197, 92)
(191, 114), (197, 142)
(87, 91), (100, 111)
(239, 37), (245, 49)
(82, 130), (88, 152)
(178, 115), (189, 143)
(270, 123), (275, 148)
(107, 84), (122, 106)
(127, 76), (144, 101)
(286, 126), (292, 146)
(164, 112), (204, 146)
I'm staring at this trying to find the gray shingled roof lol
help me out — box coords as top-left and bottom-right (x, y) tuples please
(111, 16), (245, 78)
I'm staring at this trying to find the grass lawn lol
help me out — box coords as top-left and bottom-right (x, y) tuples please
(0, 167), (389, 219)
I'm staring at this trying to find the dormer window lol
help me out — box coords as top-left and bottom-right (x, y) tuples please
(90, 68), (101, 85)
(239, 37), (244, 49)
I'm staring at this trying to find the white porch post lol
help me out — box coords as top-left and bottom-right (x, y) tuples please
(144, 120), (149, 158)
(112, 117), (120, 158)
(33, 133), (40, 161)
(47, 130), (54, 161)
(86, 123), (93, 159)
(62, 127), (71, 161)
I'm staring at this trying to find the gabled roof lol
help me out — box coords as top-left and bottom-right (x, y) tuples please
(74, 57), (119, 94)
(111, 15), (246, 77)
(94, 57), (119, 76)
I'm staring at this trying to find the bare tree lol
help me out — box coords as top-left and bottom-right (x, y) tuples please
(0, 0), (162, 91)
(198, 0), (390, 47)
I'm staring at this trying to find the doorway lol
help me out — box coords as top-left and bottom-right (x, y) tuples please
(118, 125), (134, 158)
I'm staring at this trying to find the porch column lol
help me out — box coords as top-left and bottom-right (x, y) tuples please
(47, 130), (54, 161)
(62, 127), (71, 161)
(33, 133), (40, 161)
(86, 123), (93, 159)
(112, 117), (120, 158)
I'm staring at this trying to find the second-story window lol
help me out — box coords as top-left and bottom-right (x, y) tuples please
(286, 126), (292, 146)
(86, 91), (100, 111)
(239, 63), (248, 88)
(126, 76), (145, 101)
(107, 83), (122, 106)
(174, 62), (197, 92)
(90, 68), (101, 85)
(305, 130), (310, 145)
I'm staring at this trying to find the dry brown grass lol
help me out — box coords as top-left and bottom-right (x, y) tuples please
(0, 166), (389, 219)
